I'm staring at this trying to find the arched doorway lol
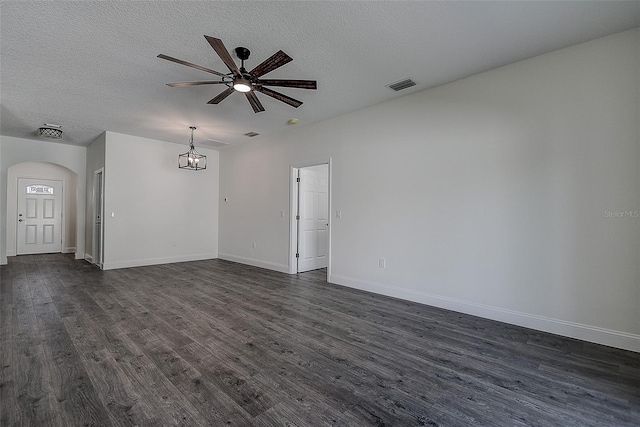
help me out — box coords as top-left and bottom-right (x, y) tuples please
(6, 162), (78, 257)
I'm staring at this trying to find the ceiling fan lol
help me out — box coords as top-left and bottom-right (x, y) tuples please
(158, 36), (317, 113)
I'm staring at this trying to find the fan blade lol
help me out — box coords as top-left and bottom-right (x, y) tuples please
(249, 50), (292, 78)
(245, 91), (265, 113)
(255, 86), (302, 108)
(256, 79), (317, 90)
(207, 87), (235, 104)
(166, 81), (228, 87)
(157, 54), (226, 77)
(204, 36), (241, 77)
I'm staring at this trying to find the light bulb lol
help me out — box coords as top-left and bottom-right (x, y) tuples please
(233, 77), (252, 92)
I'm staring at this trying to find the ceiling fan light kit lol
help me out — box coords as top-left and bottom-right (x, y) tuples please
(233, 77), (252, 93)
(178, 126), (207, 171)
(159, 36), (317, 113)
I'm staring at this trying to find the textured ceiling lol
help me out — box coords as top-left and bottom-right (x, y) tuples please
(1, 1), (639, 149)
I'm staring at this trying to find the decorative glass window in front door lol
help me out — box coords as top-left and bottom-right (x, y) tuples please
(26, 185), (54, 195)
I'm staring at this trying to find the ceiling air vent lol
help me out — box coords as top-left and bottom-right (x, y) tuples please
(244, 132), (259, 137)
(387, 78), (416, 92)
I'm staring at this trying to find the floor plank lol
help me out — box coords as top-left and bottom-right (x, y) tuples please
(0, 253), (638, 426)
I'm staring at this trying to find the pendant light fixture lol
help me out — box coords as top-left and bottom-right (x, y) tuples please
(178, 126), (207, 171)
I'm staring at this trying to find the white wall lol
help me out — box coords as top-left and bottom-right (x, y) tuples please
(219, 29), (640, 351)
(0, 136), (87, 264)
(101, 132), (219, 269)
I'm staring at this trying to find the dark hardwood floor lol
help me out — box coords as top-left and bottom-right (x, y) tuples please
(1, 254), (638, 426)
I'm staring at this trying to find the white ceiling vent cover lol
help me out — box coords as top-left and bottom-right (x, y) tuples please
(387, 78), (417, 92)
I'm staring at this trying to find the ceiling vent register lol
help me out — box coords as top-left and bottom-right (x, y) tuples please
(387, 79), (417, 92)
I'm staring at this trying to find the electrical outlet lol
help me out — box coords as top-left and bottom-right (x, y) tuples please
(252, 242), (257, 249)
(379, 258), (386, 268)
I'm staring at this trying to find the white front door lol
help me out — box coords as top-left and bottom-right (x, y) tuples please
(17, 178), (63, 255)
(298, 166), (328, 272)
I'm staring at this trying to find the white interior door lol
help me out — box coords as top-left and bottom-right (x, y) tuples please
(17, 178), (63, 255)
(298, 166), (328, 272)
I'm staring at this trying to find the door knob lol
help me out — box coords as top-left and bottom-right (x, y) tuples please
(18, 219), (23, 222)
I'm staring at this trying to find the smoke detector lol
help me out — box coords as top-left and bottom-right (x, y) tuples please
(38, 124), (63, 139)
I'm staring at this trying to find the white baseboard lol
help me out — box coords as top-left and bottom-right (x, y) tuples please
(3, 252), (83, 262)
(5, 248), (75, 256)
(218, 253), (289, 273)
(329, 274), (640, 353)
(84, 253), (93, 263)
(102, 253), (218, 270)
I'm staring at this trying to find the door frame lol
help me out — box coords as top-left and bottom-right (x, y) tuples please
(16, 177), (64, 255)
(92, 168), (105, 269)
(289, 159), (332, 277)
(5, 162), (79, 260)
